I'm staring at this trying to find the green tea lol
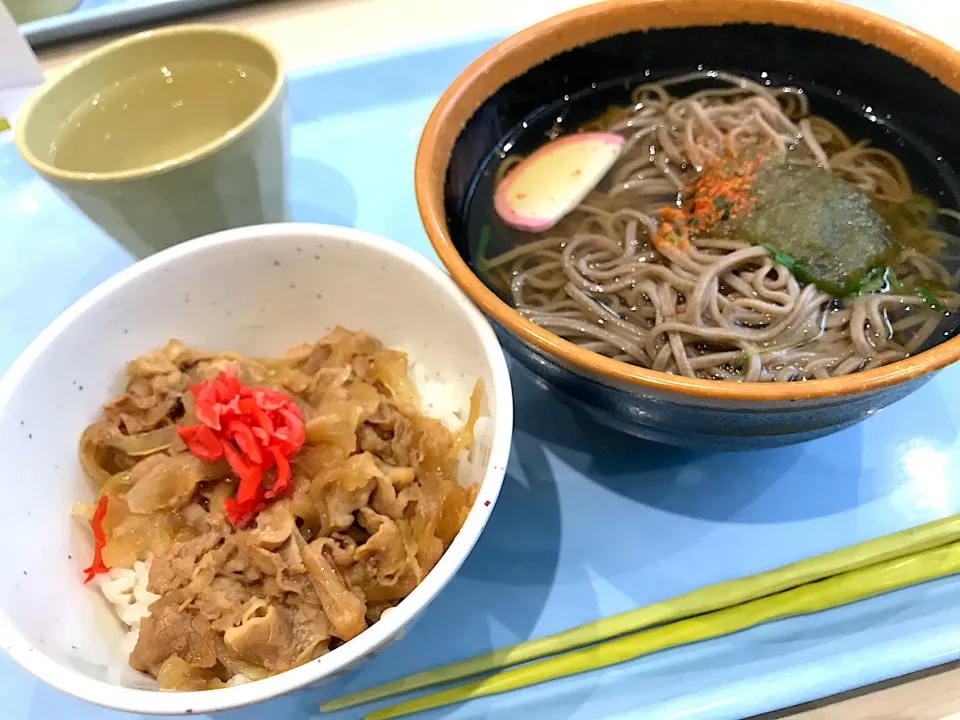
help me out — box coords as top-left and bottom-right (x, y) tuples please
(49, 59), (272, 174)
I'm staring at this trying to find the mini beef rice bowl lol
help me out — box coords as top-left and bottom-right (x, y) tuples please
(73, 327), (488, 691)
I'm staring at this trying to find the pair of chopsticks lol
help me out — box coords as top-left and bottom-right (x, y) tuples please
(321, 514), (960, 719)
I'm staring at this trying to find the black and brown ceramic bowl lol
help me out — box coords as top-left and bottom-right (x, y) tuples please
(414, 0), (960, 450)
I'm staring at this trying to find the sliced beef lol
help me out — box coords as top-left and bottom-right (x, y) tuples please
(130, 602), (218, 675)
(148, 530), (224, 595)
(191, 575), (254, 632)
(249, 501), (295, 550)
(103, 392), (179, 435)
(106, 332), (478, 689)
(223, 603), (296, 671)
(299, 533), (367, 641)
(344, 508), (419, 603)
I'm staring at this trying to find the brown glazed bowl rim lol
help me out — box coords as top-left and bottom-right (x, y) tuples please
(415, 0), (960, 402)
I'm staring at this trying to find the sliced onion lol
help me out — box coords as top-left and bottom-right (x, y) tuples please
(372, 350), (420, 413)
(305, 401), (363, 453)
(98, 469), (136, 499)
(70, 502), (96, 521)
(125, 453), (226, 514)
(180, 392), (198, 426)
(79, 422), (118, 487)
(156, 656), (219, 692)
(105, 425), (178, 457)
(451, 379), (484, 458)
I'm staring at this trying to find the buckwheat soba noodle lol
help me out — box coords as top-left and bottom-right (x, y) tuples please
(479, 72), (960, 382)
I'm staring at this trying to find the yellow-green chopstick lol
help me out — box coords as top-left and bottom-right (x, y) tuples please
(368, 539), (960, 719)
(321, 513), (960, 712)
(0, 117), (9, 132)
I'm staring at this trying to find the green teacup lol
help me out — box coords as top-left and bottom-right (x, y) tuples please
(4, 0), (81, 24)
(15, 25), (288, 258)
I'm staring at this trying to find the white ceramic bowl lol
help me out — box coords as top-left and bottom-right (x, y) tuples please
(0, 223), (513, 714)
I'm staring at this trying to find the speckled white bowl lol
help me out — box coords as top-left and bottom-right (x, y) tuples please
(0, 223), (513, 714)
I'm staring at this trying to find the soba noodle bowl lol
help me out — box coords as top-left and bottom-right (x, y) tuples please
(479, 72), (960, 382)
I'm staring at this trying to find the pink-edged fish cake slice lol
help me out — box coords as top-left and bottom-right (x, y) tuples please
(494, 132), (625, 233)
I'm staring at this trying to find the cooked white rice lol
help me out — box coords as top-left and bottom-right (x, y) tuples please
(97, 557), (159, 655)
(410, 362), (493, 487)
(410, 362), (466, 430)
(97, 363), (492, 685)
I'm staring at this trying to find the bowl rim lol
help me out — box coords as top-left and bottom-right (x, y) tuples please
(415, 0), (960, 402)
(0, 223), (514, 715)
(15, 24), (286, 185)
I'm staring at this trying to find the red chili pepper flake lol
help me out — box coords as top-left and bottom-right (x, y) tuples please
(83, 495), (110, 583)
(178, 366), (305, 527)
(515, 193), (526, 201)
(653, 151), (765, 253)
(572, 168), (582, 177)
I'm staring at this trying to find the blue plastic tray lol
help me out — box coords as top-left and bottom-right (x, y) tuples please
(4, 19), (960, 720)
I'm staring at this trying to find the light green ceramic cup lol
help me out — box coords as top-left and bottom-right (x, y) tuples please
(15, 25), (288, 258)
(4, 0), (81, 24)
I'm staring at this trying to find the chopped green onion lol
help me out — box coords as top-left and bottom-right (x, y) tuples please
(0, 117), (9, 132)
(899, 194), (937, 219)
(853, 266), (886, 296)
(321, 513), (960, 713)
(713, 196), (729, 212)
(741, 340), (803, 358)
(879, 194), (944, 257)
(759, 243), (799, 274)
(759, 244), (893, 298)
(475, 225), (491, 275)
(915, 282), (945, 313)
(367, 540), (960, 720)
(886, 269), (905, 293)
(886, 271), (945, 312)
